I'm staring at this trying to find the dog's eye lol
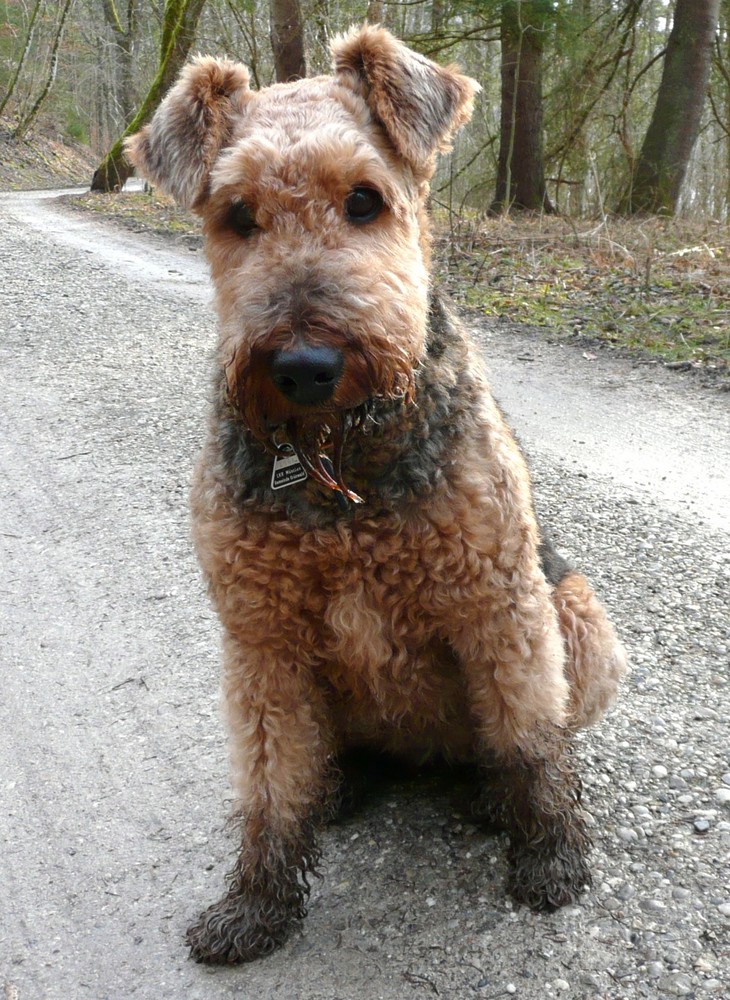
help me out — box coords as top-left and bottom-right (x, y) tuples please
(226, 200), (258, 238)
(344, 187), (384, 224)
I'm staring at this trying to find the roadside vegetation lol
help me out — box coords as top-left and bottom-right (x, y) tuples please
(436, 212), (730, 375)
(0, 116), (94, 190)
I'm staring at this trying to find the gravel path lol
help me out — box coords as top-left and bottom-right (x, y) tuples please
(0, 190), (728, 1000)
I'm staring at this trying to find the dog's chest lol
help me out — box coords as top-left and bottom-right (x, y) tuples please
(317, 566), (467, 726)
(322, 578), (403, 670)
(304, 515), (467, 676)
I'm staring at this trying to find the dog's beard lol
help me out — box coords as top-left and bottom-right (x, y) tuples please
(282, 410), (365, 504)
(226, 347), (415, 504)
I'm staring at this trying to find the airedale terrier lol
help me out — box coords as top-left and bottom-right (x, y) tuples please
(126, 25), (627, 965)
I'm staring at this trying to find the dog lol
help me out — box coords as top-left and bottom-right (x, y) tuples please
(126, 25), (627, 964)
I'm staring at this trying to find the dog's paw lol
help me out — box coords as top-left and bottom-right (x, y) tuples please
(186, 892), (296, 964)
(507, 843), (592, 912)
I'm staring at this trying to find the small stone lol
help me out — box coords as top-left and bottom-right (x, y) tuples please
(693, 817), (711, 833)
(672, 887), (692, 902)
(721, 773), (730, 786)
(553, 980), (569, 991)
(664, 946), (683, 965)
(617, 826), (639, 843)
(705, 980), (725, 992)
(506, 986), (516, 995)
(580, 973), (603, 989)
(640, 899), (665, 913)
(714, 788), (730, 806)
(646, 962), (664, 978)
(693, 706), (718, 720)
(652, 765), (668, 778)
(717, 902), (730, 917)
(669, 973), (694, 995)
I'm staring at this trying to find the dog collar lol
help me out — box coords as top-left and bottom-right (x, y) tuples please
(270, 447), (352, 511)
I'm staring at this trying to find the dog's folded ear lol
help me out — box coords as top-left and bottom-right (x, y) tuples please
(332, 25), (479, 173)
(124, 57), (251, 210)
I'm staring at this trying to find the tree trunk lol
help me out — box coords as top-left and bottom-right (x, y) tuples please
(725, 1), (730, 218)
(0, 0), (43, 118)
(90, 0), (207, 193)
(14, 0), (74, 139)
(431, 0), (445, 35)
(366, 0), (384, 23)
(100, 0), (140, 126)
(118, 21), (137, 124)
(491, 1), (553, 214)
(620, 0), (720, 215)
(270, 0), (306, 83)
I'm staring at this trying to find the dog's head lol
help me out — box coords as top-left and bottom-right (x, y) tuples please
(126, 26), (478, 499)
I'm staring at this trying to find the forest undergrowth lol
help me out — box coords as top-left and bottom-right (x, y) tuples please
(0, 118), (95, 190)
(67, 189), (730, 383)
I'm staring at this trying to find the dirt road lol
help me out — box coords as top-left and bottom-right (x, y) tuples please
(1, 189), (728, 1000)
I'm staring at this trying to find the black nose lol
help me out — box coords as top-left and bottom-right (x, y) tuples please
(270, 344), (344, 406)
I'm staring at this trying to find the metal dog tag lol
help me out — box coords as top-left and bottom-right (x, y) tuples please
(271, 450), (308, 490)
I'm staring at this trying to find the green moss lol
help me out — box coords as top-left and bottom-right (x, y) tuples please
(64, 105), (87, 144)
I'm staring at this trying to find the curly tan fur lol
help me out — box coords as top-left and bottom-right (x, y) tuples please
(127, 24), (627, 965)
(554, 571), (628, 728)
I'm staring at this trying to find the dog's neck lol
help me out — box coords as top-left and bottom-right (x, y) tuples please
(214, 293), (480, 527)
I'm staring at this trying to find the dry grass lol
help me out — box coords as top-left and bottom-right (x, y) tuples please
(435, 212), (730, 375)
(65, 189), (201, 242)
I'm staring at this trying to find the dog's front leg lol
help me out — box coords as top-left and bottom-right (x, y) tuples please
(496, 725), (590, 910)
(449, 588), (591, 910)
(186, 632), (333, 964)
